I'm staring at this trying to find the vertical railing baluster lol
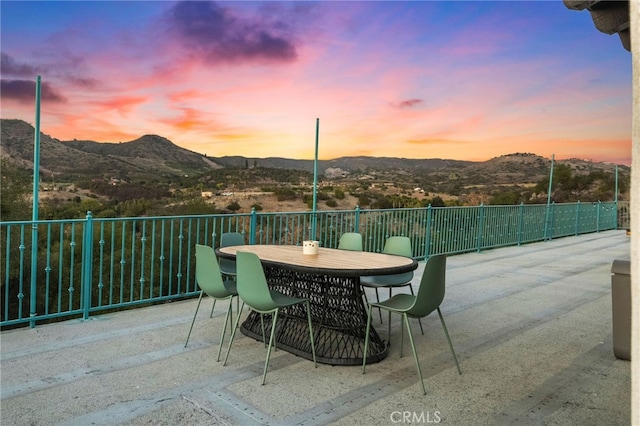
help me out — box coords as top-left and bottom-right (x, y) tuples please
(18, 226), (26, 321)
(168, 220), (175, 296)
(109, 222), (115, 306)
(119, 222), (127, 304)
(69, 225), (77, 311)
(425, 204), (432, 258)
(98, 222), (105, 307)
(250, 208), (257, 245)
(58, 224), (64, 313)
(82, 211), (94, 320)
(159, 220), (166, 299)
(3, 227), (11, 321)
(476, 204), (485, 252)
(176, 219), (184, 294)
(517, 203), (524, 246)
(44, 224), (52, 315)
(129, 221), (137, 302)
(140, 220), (147, 300)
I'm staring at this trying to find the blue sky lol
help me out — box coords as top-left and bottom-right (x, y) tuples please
(1, 1), (632, 164)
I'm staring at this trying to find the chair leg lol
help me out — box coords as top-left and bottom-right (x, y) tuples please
(209, 299), (217, 318)
(374, 288), (383, 323)
(260, 313), (267, 348)
(216, 298), (234, 362)
(185, 290), (204, 348)
(305, 301), (317, 367)
(362, 304), (374, 373)
(437, 308), (462, 374)
(404, 313), (426, 395)
(262, 309), (279, 385)
(409, 286), (424, 335)
(223, 301), (245, 366)
(400, 311), (405, 358)
(387, 288), (392, 340)
(235, 297), (241, 328)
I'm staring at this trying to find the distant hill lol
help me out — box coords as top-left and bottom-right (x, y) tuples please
(0, 119), (220, 180)
(213, 155), (471, 173)
(0, 119), (629, 187)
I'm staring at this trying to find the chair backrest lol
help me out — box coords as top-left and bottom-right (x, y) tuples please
(221, 232), (245, 247)
(236, 251), (276, 311)
(338, 232), (363, 251)
(407, 254), (447, 318)
(219, 232), (245, 274)
(195, 244), (231, 298)
(383, 236), (414, 282)
(383, 236), (412, 257)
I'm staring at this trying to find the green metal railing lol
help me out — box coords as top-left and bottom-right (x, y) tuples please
(0, 201), (624, 328)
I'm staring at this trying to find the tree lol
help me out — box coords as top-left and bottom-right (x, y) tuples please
(430, 196), (446, 207)
(1, 159), (32, 221)
(226, 201), (241, 211)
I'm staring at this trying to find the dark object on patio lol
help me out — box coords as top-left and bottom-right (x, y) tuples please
(611, 258), (631, 360)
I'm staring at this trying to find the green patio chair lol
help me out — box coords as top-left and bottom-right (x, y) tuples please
(223, 251), (317, 385)
(360, 236), (424, 336)
(362, 254), (461, 395)
(338, 232), (363, 251)
(185, 245), (238, 362)
(219, 232), (245, 279)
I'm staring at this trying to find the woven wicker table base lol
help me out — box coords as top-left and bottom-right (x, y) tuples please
(240, 265), (388, 365)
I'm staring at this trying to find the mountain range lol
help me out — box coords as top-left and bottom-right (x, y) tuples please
(0, 119), (628, 187)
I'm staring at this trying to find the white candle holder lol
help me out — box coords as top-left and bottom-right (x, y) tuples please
(303, 240), (319, 255)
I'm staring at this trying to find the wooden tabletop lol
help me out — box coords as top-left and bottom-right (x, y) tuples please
(217, 244), (418, 277)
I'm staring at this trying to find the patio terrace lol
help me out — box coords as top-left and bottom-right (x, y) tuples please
(0, 230), (631, 425)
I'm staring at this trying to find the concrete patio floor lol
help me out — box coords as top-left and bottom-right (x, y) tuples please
(0, 230), (631, 425)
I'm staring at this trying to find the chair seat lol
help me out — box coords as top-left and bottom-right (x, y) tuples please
(204, 278), (237, 299)
(219, 259), (237, 276)
(269, 290), (308, 308)
(223, 279), (237, 295)
(360, 272), (413, 288)
(371, 293), (416, 312)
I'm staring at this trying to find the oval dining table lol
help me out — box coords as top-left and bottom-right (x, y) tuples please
(216, 244), (418, 366)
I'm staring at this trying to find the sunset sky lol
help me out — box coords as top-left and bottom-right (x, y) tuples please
(0, 1), (633, 165)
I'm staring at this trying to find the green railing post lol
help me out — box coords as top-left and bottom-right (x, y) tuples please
(354, 205), (360, 232)
(544, 154), (555, 241)
(549, 202), (556, 240)
(249, 208), (257, 244)
(29, 76), (42, 329)
(574, 201), (581, 235)
(29, 222), (38, 328)
(476, 203), (485, 252)
(517, 202), (524, 246)
(82, 211), (94, 321)
(311, 118), (320, 240)
(425, 204), (433, 258)
(596, 201), (601, 233)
